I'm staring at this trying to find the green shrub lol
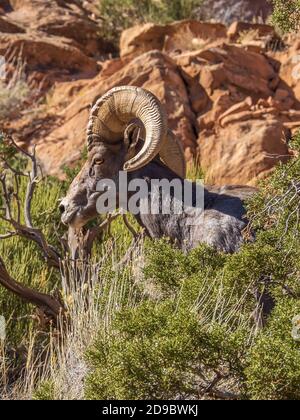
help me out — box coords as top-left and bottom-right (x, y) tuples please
(246, 298), (300, 400)
(85, 300), (249, 400)
(271, 0), (300, 33)
(85, 230), (300, 399)
(143, 238), (226, 296)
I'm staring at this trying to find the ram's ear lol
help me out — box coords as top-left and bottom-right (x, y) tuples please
(124, 122), (143, 162)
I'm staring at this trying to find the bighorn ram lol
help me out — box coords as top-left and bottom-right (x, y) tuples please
(60, 86), (255, 253)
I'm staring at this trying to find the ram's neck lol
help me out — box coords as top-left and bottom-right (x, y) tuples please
(127, 161), (210, 249)
(126, 161), (250, 253)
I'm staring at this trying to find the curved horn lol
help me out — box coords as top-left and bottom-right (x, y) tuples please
(87, 86), (168, 172)
(160, 130), (186, 179)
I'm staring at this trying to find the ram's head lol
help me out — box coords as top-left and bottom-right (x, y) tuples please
(59, 86), (186, 228)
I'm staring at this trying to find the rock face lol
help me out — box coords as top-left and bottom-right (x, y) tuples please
(1, 2), (300, 186)
(0, 33), (98, 73)
(33, 38), (297, 182)
(120, 20), (227, 58)
(0, 0), (113, 90)
(199, 118), (290, 186)
(120, 23), (167, 58)
(178, 43), (278, 97)
(6, 0), (114, 56)
(275, 33), (300, 104)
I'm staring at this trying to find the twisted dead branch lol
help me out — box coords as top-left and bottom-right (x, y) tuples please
(0, 136), (61, 268)
(0, 256), (65, 326)
(0, 133), (144, 326)
(0, 135), (65, 326)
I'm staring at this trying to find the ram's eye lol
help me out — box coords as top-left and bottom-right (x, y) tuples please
(94, 158), (104, 165)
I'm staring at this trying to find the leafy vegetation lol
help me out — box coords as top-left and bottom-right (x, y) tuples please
(2, 130), (300, 399)
(271, 0), (300, 33)
(84, 134), (300, 400)
(246, 298), (300, 400)
(98, 0), (202, 45)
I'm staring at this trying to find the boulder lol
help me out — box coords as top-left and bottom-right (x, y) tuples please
(198, 116), (290, 186)
(208, 44), (277, 96)
(0, 33), (98, 74)
(120, 20), (227, 58)
(120, 23), (167, 58)
(0, 14), (24, 33)
(177, 44), (279, 101)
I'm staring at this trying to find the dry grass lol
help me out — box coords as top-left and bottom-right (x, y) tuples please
(238, 29), (261, 45)
(0, 236), (143, 400)
(0, 51), (30, 120)
(0, 232), (255, 400)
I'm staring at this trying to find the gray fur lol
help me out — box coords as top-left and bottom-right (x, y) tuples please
(60, 141), (256, 253)
(129, 160), (255, 253)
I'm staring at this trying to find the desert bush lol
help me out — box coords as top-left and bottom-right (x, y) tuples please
(85, 233), (300, 400)
(84, 133), (300, 400)
(98, 0), (202, 44)
(0, 79), (30, 119)
(271, 0), (300, 33)
(246, 298), (300, 400)
(84, 238), (253, 400)
(0, 55), (30, 120)
(85, 298), (251, 400)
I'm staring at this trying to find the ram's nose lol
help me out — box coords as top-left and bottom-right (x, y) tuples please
(59, 203), (66, 214)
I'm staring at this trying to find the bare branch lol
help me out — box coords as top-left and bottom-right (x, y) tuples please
(0, 136), (62, 268)
(24, 145), (39, 228)
(198, 371), (241, 400)
(4, 134), (31, 158)
(0, 256), (65, 327)
(0, 174), (12, 219)
(0, 157), (27, 177)
(0, 232), (16, 239)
